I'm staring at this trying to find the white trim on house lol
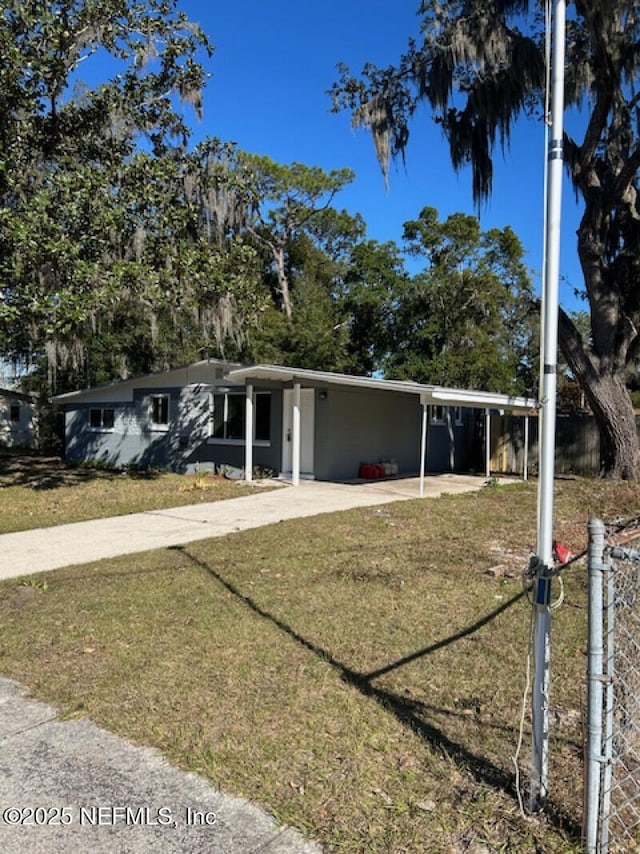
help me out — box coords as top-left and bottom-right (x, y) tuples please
(244, 384), (253, 482)
(226, 365), (537, 411)
(292, 382), (301, 486)
(485, 409), (492, 478)
(419, 394), (428, 497)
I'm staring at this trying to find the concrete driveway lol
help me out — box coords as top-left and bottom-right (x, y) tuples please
(0, 474), (488, 581)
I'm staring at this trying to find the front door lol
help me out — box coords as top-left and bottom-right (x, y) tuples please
(282, 389), (315, 477)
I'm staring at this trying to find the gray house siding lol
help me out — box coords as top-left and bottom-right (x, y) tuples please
(64, 384), (216, 472)
(312, 386), (421, 481)
(64, 385), (206, 471)
(313, 388), (470, 481)
(313, 386), (416, 480)
(63, 380), (283, 475)
(241, 382), (474, 482)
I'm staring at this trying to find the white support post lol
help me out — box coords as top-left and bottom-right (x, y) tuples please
(244, 384), (253, 482)
(524, 414), (530, 481)
(531, 0), (566, 812)
(419, 395), (427, 498)
(485, 409), (491, 479)
(292, 382), (301, 486)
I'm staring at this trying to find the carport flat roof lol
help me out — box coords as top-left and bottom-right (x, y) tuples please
(226, 365), (538, 412)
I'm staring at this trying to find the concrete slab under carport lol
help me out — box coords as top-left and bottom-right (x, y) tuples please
(0, 474), (493, 581)
(339, 472), (505, 499)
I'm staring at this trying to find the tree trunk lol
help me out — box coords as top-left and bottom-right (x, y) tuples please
(556, 190), (640, 480)
(588, 372), (639, 479)
(273, 244), (293, 320)
(559, 309), (640, 479)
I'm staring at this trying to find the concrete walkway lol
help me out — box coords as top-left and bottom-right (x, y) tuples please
(0, 678), (321, 854)
(0, 474), (488, 581)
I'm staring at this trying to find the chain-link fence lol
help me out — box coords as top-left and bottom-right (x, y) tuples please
(585, 517), (640, 853)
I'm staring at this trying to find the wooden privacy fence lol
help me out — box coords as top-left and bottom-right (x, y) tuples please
(488, 414), (640, 477)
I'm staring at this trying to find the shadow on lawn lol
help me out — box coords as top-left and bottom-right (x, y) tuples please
(175, 545), (581, 842)
(0, 453), (161, 490)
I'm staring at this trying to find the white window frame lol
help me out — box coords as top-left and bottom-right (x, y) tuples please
(208, 390), (271, 446)
(149, 394), (170, 431)
(89, 407), (115, 432)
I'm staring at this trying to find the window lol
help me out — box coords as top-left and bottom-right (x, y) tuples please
(212, 392), (244, 440)
(431, 405), (463, 426)
(254, 393), (271, 441)
(431, 405), (446, 425)
(210, 391), (271, 443)
(150, 394), (170, 426)
(9, 404), (20, 423)
(89, 408), (114, 430)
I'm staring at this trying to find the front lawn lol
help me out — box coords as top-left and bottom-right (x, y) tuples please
(0, 453), (272, 533)
(0, 477), (638, 851)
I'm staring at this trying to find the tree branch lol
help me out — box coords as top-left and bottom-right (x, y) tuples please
(612, 143), (640, 202)
(558, 307), (600, 389)
(578, 90), (612, 169)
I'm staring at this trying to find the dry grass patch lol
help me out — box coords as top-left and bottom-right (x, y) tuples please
(0, 453), (271, 533)
(0, 477), (637, 851)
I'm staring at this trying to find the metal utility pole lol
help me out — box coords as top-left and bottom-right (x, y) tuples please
(530, 0), (566, 812)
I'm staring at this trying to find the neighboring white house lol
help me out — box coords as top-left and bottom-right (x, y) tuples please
(0, 389), (38, 449)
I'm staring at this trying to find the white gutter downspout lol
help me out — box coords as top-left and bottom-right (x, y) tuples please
(524, 414), (530, 481)
(244, 384), (253, 482)
(419, 394), (428, 498)
(292, 382), (301, 486)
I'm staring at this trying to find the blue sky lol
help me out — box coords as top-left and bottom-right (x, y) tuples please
(178, 1), (584, 306)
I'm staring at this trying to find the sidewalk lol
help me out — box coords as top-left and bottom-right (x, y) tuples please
(0, 474), (488, 581)
(0, 678), (321, 853)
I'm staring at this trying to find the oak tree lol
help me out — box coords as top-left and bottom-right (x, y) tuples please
(0, 2), (261, 389)
(333, 0), (640, 477)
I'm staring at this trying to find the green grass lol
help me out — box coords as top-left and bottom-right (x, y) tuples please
(0, 477), (638, 851)
(0, 454), (272, 533)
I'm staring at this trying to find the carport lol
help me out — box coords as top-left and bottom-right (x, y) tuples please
(226, 365), (538, 494)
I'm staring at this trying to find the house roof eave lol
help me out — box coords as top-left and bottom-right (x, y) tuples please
(226, 364), (539, 412)
(52, 358), (244, 404)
